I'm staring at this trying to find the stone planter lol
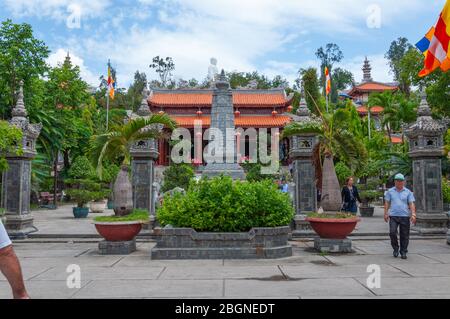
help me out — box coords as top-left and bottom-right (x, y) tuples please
(151, 226), (292, 259)
(90, 200), (106, 214)
(73, 207), (89, 219)
(94, 221), (142, 242)
(306, 217), (360, 239)
(360, 206), (375, 217)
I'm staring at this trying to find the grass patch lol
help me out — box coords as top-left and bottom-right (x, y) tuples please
(94, 209), (149, 223)
(307, 212), (356, 219)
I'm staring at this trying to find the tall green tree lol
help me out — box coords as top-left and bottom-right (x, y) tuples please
(127, 71), (147, 111)
(299, 67), (321, 114)
(0, 19), (49, 119)
(149, 56), (175, 88)
(315, 43), (344, 95)
(331, 68), (354, 103)
(385, 37), (414, 95)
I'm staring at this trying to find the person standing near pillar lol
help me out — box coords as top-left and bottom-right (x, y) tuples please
(384, 173), (417, 260)
(0, 220), (29, 299)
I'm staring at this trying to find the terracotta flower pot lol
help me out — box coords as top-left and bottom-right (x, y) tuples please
(94, 221), (142, 241)
(306, 217), (360, 239)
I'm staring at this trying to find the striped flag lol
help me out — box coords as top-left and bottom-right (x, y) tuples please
(418, 0), (450, 77)
(325, 67), (331, 95)
(107, 62), (115, 100)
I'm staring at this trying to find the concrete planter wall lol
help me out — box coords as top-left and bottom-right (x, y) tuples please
(151, 226), (292, 259)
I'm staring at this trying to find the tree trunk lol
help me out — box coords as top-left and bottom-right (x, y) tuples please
(113, 165), (133, 216)
(320, 155), (342, 212)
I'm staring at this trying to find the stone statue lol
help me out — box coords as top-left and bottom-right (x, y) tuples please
(208, 57), (219, 86)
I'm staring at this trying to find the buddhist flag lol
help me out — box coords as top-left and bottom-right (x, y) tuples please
(325, 67), (331, 96)
(416, 26), (436, 56)
(107, 62), (115, 100)
(418, 0), (450, 77)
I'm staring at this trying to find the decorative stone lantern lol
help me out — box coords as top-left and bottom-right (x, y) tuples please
(1, 81), (42, 239)
(404, 91), (449, 235)
(128, 89), (160, 229)
(289, 85), (320, 233)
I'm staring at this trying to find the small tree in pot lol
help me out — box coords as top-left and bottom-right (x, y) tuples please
(89, 115), (176, 243)
(65, 179), (110, 218)
(359, 190), (383, 217)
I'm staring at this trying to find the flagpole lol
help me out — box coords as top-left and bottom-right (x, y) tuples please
(106, 59), (110, 131)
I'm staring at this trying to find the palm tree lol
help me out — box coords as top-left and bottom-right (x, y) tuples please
(90, 115), (176, 216)
(283, 102), (367, 212)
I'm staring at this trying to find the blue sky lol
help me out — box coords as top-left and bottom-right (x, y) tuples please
(0, 0), (447, 88)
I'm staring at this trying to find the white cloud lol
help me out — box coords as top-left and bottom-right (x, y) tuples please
(47, 48), (98, 86)
(3, 0), (111, 22)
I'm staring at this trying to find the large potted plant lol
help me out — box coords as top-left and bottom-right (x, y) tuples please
(359, 190), (382, 217)
(306, 212), (360, 239)
(65, 179), (110, 218)
(94, 209), (149, 241)
(90, 115), (176, 240)
(152, 176), (295, 259)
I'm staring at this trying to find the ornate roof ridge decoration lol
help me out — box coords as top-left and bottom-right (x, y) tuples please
(404, 90), (448, 138)
(295, 82), (320, 123)
(10, 81), (42, 140)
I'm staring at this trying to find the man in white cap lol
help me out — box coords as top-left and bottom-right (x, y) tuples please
(0, 220), (29, 298)
(384, 173), (416, 260)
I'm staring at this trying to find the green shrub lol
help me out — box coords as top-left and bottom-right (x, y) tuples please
(0, 208), (5, 217)
(335, 162), (352, 186)
(161, 164), (195, 193)
(68, 156), (96, 180)
(157, 176), (294, 232)
(94, 209), (149, 222)
(359, 190), (383, 205)
(443, 178), (450, 204)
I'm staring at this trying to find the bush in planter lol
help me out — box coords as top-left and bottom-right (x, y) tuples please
(157, 176), (294, 232)
(359, 190), (383, 208)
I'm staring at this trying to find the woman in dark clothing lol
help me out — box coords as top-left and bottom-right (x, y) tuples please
(341, 177), (362, 215)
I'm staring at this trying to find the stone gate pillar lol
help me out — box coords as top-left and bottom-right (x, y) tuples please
(129, 93), (160, 229)
(404, 92), (448, 235)
(1, 82), (41, 239)
(289, 87), (320, 233)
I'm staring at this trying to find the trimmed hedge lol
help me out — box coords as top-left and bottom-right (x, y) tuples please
(157, 176), (294, 232)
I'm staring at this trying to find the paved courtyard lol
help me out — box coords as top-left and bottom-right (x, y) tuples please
(1, 205), (449, 299)
(1, 239), (450, 299)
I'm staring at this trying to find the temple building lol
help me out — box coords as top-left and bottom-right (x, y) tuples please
(147, 88), (295, 166)
(346, 57), (401, 143)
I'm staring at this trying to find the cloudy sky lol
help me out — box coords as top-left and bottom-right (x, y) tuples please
(0, 0), (447, 88)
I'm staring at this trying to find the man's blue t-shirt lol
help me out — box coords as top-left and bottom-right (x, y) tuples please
(385, 187), (415, 217)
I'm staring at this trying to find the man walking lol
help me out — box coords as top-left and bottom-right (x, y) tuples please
(384, 173), (416, 260)
(0, 220), (29, 299)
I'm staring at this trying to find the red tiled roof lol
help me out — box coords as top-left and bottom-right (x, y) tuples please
(171, 115), (292, 128)
(355, 83), (398, 91)
(149, 92), (291, 108)
(357, 106), (384, 115)
(348, 82), (398, 97)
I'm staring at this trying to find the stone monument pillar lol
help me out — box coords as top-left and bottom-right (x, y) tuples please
(289, 86), (320, 233)
(129, 92), (160, 229)
(202, 70), (245, 179)
(1, 82), (41, 239)
(404, 91), (448, 235)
